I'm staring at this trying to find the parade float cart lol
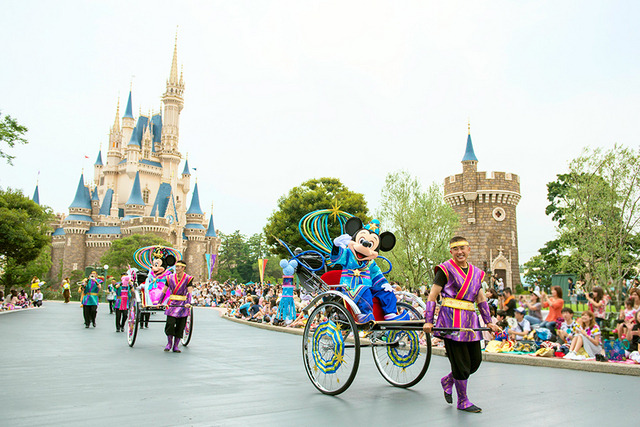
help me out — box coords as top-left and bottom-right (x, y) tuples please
(126, 246), (194, 348)
(280, 209), (488, 395)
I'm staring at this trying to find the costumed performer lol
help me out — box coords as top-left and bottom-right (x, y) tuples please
(114, 269), (133, 332)
(140, 251), (173, 328)
(62, 277), (71, 303)
(157, 260), (193, 353)
(80, 271), (102, 328)
(422, 236), (500, 413)
(276, 259), (298, 325)
(331, 217), (408, 323)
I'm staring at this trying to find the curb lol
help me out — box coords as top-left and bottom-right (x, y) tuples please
(0, 307), (38, 315)
(219, 312), (640, 377)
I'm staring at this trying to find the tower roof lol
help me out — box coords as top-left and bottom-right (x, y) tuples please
(151, 114), (162, 151)
(206, 214), (217, 237)
(99, 189), (114, 215)
(186, 182), (203, 215)
(169, 34), (179, 85)
(462, 134), (478, 162)
(128, 116), (149, 147)
(94, 150), (103, 166)
(32, 184), (40, 205)
(69, 174), (92, 209)
(150, 182), (179, 220)
(91, 187), (99, 201)
(125, 171), (144, 205)
(123, 91), (133, 119)
(182, 159), (190, 175)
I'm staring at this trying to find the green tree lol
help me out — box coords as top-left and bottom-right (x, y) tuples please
(100, 234), (171, 273)
(0, 113), (28, 165)
(376, 170), (459, 290)
(545, 145), (640, 308)
(215, 230), (253, 282)
(264, 177), (369, 258)
(0, 188), (52, 265)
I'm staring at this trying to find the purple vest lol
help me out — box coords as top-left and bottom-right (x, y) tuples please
(434, 259), (485, 342)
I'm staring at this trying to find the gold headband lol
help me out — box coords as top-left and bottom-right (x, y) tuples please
(176, 261), (187, 266)
(450, 241), (469, 249)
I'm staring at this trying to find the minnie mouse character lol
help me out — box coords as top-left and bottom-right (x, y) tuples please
(331, 217), (409, 323)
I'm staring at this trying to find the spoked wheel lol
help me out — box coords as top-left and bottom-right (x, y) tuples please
(181, 307), (194, 346)
(127, 301), (140, 347)
(302, 301), (360, 395)
(371, 301), (431, 388)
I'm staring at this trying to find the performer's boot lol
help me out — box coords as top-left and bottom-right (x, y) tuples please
(441, 373), (453, 404)
(164, 336), (173, 352)
(454, 379), (481, 413)
(172, 336), (181, 353)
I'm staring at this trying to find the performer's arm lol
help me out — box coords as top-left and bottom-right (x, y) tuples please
(186, 285), (193, 308)
(422, 284), (443, 334)
(476, 289), (501, 333)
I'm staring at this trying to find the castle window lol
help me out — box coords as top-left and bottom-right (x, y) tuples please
(143, 189), (150, 204)
(492, 207), (506, 222)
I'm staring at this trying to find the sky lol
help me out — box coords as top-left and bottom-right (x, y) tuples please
(1, 1), (639, 264)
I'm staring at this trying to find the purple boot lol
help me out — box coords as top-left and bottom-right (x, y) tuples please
(441, 373), (453, 404)
(164, 336), (173, 352)
(172, 336), (181, 353)
(454, 379), (482, 413)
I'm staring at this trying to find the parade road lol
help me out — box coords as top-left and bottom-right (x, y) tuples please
(1, 302), (635, 427)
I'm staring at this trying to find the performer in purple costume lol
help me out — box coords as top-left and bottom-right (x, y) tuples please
(423, 236), (500, 413)
(158, 260), (194, 353)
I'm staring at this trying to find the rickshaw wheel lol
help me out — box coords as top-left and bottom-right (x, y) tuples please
(181, 306), (194, 346)
(127, 301), (140, 347)
(371, 301), (431, 388)
(302, 300), (360, 395)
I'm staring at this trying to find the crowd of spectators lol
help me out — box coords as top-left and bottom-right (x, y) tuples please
(1, 288), (41, 311)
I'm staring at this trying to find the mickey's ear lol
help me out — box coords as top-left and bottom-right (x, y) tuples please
(165, 255), (176, 267)
(345, 217), (363, 236)
(379, 232), (396, 252)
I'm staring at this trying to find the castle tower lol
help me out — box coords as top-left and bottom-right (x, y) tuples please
(107, 98), (123, 167)
(90, 187), (100, 218)
(123, 171), (145, 220)
(62, 174), (93, 277)
(32, 184), (40, 205)
(159, 35), (185, 187)
(183, 182), (206, 280)
(121, 91), (135, 146)
(205, 210), (221, 278)
(443, 129), (521, 289)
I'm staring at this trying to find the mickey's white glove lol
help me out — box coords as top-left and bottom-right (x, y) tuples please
(333, 234), (352, 249)
(382, 283), (394, 292)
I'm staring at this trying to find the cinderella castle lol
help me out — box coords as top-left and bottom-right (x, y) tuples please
(45, 38), (220, 282)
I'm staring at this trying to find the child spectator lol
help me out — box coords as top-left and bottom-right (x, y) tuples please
(626, 310), (640, 352)
(32, 289), (43, 307)
(564, 310), (602, 360)
(508, 307), (531, 341)
(616, 298), (637, 339)
(556, 307), (576, 344)
(586, 286), (607, 328)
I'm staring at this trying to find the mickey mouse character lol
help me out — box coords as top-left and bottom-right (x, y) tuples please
(331, 217), (409, 323)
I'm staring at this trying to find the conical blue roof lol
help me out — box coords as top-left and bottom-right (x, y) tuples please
(99, 189), (113, 215)
(32, 185), (40, 205)
(91, 187), (99, 201)
(182, 159), (191, 175)
(126, 172), (144, 205)
(69, 174), (92, 209)
(186, 183), (203, 215)
(206, 214), (217, 237)
(462, 134), (478, 162)
(94, 150), (103, 166)
(123, 91), (133, 119)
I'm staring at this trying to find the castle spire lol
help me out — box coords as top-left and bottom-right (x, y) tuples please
(126, 171), (144, 205)
(182, 158), (191, 175)
(69, 174), (91, 209)
(462, 130), (478, 162)
(186, 182), (203, 215)
(32, 184), (40, 205)
(94, 150), (103, 166)
(123, 90), (133, 119)
(206, 210), (217, 237)
(169, 31), (179, 85)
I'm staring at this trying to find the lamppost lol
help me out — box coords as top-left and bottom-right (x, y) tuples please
(103, 264), (109, 302)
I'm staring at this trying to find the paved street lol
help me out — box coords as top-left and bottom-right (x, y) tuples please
(1, 302), (635, 427)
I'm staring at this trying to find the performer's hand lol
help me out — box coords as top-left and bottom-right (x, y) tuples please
(488, 323), (501, 333)
(185, 304), (191, 308)
(423, 322), (433, 334)
(381, 283), (394, 292)
(333, 234), (352, 249)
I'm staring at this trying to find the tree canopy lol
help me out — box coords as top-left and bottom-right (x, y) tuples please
(376, 170), (459, 290)
(215, 231), (281, 283)
(0, 113), (28, 165)
(100, 234), (171, 273)
(264, 177), (369, 258)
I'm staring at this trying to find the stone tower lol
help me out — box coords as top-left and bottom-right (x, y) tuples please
(183, 182), (207, 279)
(443, 129), (522, 289)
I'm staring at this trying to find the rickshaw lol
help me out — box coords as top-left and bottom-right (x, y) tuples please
(126, 246), (194, 348)
(281, 209), (487, 395)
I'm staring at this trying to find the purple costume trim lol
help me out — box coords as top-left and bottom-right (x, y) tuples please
(477, 301), (492, 325)
(425, 300), (436, 324)
(164, 273), (193, 318)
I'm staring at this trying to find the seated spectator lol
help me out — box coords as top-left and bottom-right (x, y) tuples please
(539, 286), (564, 334)
(248, 296), (262, 322)
(521, 291), (543, 326)
(626, 310), (640, 352)
(508, 307), (531, 341)
(495, 310), (508, 330)
(556, 307), (576, 344)
(236, 296), (252, 319)
(564, 310), (603, 360)
(486, 288), (499, 310)
(500, 288), (516, 317)
(616, 298), (636, 339)
(586, 286), (607, 328)
(32, 289), (43, 307)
